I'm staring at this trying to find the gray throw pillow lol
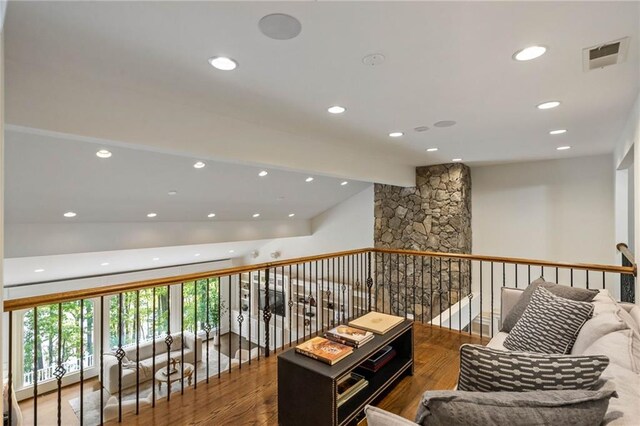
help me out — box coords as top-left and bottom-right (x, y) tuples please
(501, 277), (598, 332)
(415, 385), (617, 426)
(458, 344), (609, 392)
(504, 287), (594, 354)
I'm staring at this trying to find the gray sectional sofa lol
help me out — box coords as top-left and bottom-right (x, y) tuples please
(366, 288), (640, 425)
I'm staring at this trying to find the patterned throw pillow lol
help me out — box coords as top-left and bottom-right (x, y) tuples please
(504, 287), (594, 354)
(458, 344), (609, 392)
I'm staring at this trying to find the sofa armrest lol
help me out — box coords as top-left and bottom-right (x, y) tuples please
(365, 406), (417, 426)
(500, 287), (524, 330)
(183, 332), (203, 363)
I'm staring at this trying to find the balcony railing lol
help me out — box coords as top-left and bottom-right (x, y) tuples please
(2, 247), (635, 425)
(23, 354), (95, 386)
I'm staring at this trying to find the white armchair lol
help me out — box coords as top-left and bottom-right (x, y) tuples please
(230, 348), (260, 368)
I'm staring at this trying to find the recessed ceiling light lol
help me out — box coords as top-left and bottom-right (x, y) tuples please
(426, 148), (439, 152)
(452, 158), (463, 162)
(208, 56), (238, 71)
(434, 121), (457, 128)
(537, 101), (561, 110)
(258, 170), (268, 177)
(147, 213), (157, 218)
(193, 161), (206, 169)
(168, 190), (178, 196)
(557, 146), (571, 151)
(101, 262), (109, 266)
(253, 213), (260, 218)
(96, 149), (112, 159)
(549, 129), (567, 135)
(305, 177), (314, 182)
(194, 253), (201, 257)
(152, 257), (160, 261)
(341, 181), (348, 186)
(389, 132), (404, 138)
(229, 249), (235, 254)
(327, 106), (346, 114)
(34, 268), (45, 273)
(513, 45), (547, 61)
(207, 213), (216, 218)
(63, 211), (77, 218)
(289, 213), (295, 217)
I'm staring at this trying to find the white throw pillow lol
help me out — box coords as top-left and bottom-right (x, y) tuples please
(571, 310), (628, 355)
(583, 329), (638, 373)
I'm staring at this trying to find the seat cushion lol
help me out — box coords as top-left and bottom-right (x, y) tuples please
(501, 278), (598, 332)
(572, 309), (630, 355)
(504, 287), (593, 354)
(458, 344), (609, 392)
(415, 385), (618, 426)
(583, 329), (639, 374)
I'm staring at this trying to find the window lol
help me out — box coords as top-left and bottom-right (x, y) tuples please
(22, 301), (95, 386)
(182, 278), (222, 333)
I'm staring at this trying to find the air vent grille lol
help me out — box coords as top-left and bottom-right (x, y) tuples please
(583, 37), (629, 71)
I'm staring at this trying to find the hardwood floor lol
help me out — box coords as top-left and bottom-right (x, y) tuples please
(18, 324), (486, 425)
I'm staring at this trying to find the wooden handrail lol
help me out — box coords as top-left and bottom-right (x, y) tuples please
(616, 243), (636, 266)
(372, 248), (637, 275)
(4, 247), (635, 311)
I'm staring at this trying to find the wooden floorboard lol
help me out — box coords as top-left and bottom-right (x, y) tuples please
(19, 324), (486, 425)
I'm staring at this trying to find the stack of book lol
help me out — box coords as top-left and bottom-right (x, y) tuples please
(336, 372), (368, 407)
(359, 345), (397, 373)
(348, 312), (404, 335)
(295, 336), (353, 365)
(325, 325), (374, 348)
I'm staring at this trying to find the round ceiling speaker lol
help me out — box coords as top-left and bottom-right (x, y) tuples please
(259, 13), (302, 40)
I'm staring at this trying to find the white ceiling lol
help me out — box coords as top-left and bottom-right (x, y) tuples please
(4, 1), (639, 187)
(5, 127), (370, 224)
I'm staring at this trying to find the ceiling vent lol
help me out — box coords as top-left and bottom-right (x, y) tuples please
(583, 37), (629, 71)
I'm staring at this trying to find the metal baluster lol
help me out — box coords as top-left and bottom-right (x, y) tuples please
(217, 279), (221, 378)
(502, 263), (506, 288)
(55, 303), (64, 425)
(439, 257), (442, 327)
(34, 306), (38, 425)
(571, 269), (574, 287)
(404, 255), (408, 319)
(541, 266), (544, 278)
(556, 267), (559, 283)
(79, 300), (84, 425)
(303, 262), (307, 338)
(117, 294), (124, 418)
(248, 275), (252, 363)
(295, 266), (299, 343)
(237, 275), (243, 368)
(282, 266), (286, 348)
(205, 279), (211, 378)
(288, 265), (293, 347)
(366, 251), (373, 312)
(429, 257), (433, 324)
(422, 257), (425, 323)
(166, 285), (172, 400)
(332, 258), (336, 325)
(381, 252), (386, 313)
(315, 262), (319, 335)
(8, 312), (13, 426)
(258, 270), (261, 358)
(136, 290), (140, 412)
(459, 260), (462, 332)
(100, 298), (104, 420)
(181, 283), (185, 392)
(341, 258), (347, 323)
(152, 288), (156, 403)
(602, 271), (606, 290)
(468, 260), (472, 335)
(479, 261), (483, 340)
(448, 258), (452, 330)
(515, 264), (518, 289)
(586, 270), (590, 290)
(397, 253), (400, 315)
(412, 256), (416, 322)
(194, 281), (198, 387)
(228, 276), (232, 369)
(264, 269), (272, 357)
(490, 262), (494, 338)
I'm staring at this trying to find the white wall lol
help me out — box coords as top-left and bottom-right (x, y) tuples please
(472, 155), (615, 265)
(246, 186), (374, 264)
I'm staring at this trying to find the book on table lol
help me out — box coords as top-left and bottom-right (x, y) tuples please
(336, 372), (368, 407)
(325, 325), (374, 348)
(295, 336), (353, 365)
(348, 312), (404, 335)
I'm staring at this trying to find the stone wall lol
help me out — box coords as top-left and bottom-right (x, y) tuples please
(374, 163), (472, 320)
